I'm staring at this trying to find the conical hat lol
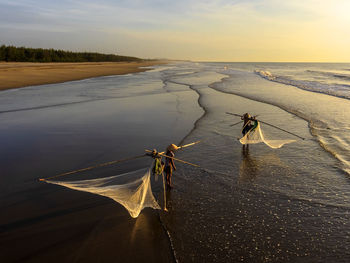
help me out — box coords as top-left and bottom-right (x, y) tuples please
(244, 113), (251, 118)
(167, 144), (179, 151)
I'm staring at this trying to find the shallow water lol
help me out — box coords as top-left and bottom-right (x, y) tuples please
(159, 62), (350, 262)
(0, 66), (201, 262)
(1, 62), (350, 262)
(212, 64), (350, 176)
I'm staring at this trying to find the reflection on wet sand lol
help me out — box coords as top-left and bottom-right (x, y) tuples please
(239, 146), (292, 185)
(165, 187), (173, 211)
(239, 145), (259, 184)
(130, 213), (146, 245)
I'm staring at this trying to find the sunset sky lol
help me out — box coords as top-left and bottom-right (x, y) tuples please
(1, 0), (350, 62)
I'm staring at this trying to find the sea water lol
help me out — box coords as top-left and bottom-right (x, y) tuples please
(0, 65), (202, 262)
(157, 62), (350, 262)
(1, 62), (349, 262)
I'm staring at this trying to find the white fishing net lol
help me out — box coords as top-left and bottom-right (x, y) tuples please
(239, 121), (295, 149)
(46, 166), (161, 218)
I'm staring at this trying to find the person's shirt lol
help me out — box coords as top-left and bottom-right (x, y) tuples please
(165, 151), (174, 168)
(241, 113), (251, 126)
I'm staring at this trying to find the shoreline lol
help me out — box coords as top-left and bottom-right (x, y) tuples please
(0, 63), (202, 262)
(0, 60), (169, 91)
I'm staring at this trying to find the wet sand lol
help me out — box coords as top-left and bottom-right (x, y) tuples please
(158, 65), (350, 262)
(0, 61), (168, 91)
(4, 61), (349, 262)
(1, 186), (174, 262)
(0, 67), (202, 262)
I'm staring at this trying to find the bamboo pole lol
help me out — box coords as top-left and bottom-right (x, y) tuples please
(257, 120), (305, 140)
(39, 141), (201, 182)
(157, 141), (200, 155)
(230, 120), (243, 127)
(39, 154), (147, 181)
(145, 150), (200, 167)
(226, 112), (305, 140)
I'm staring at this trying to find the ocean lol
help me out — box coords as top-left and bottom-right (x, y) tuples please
(157, 62), (350, 262)
(1, 62), (349, 262)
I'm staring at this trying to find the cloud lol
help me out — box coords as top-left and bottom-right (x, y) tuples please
(0, 0), (349, 61)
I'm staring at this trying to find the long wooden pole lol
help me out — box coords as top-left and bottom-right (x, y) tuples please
(145, 150), (200, 167)
(257, 120), (305, 140)
(226, 112), (243, 117)
(157, 141), (201, 155)
(226, 112), (305, 140)
(39, 154), (147, 181)
(39, 141), (201, 181)
(230, 120), (243, 127)
(178, 141), (201, 149)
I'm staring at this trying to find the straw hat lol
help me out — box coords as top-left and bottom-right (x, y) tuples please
(243, 113), (251, 118)
(167, 144), (179, 152)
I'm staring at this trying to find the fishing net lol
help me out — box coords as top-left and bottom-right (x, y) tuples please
(239, 121), (295, 149)
(46, 166), (161, 218)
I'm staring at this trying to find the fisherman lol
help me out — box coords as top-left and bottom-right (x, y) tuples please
(241, 113), (258, 151)
(164, 144), (178, 189)
(241, 113), (256, 136)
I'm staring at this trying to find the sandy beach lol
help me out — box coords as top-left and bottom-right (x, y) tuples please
(0, 61), (168, 91)
(2, 0), (350, 261)
(1, 61), (350, 262)
(0, 65), (201, 262)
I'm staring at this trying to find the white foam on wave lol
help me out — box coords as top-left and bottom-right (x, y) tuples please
(255, 69), (350, 100)
(254, 70), (276, 80)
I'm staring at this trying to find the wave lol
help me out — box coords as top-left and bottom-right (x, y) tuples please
(254, 70), (350, 100)
(306, 70), (350, 81)
(254, 70), (276, 80)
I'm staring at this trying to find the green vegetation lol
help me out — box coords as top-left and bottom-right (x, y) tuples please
(0, 45), (142, 62)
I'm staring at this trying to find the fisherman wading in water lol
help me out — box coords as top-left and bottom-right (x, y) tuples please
(241, 113), (255, 136)
(165, 144), (178, 189)
(241, 113), (257, 150)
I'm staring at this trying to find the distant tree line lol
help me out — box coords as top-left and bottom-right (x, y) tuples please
(0, 45), (142, 62)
